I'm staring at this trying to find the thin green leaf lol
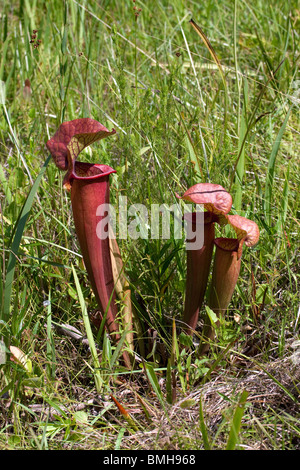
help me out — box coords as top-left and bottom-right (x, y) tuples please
(226, 390), (249, 450)
(46, 291), (56, 380)
(110, 330), (130, 369)
(264, 105), (293, 225)
(234, 78), (248, 211)
(1, 155), (51, 330)
(144, 362), (167, 413)
(199, 395), (211, 450)
(229, 58), (286, 191)
(189, 19), (228, 151)
(72, 264), (103, 393)
(166, 358), (173, 405)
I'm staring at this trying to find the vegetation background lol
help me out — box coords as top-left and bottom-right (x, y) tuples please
(0, 0), (299, 450)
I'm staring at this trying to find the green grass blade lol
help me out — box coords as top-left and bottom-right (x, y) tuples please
(276, 164), (290, 235)
(199, 395), (211, 450)
(109, 330), (129, 370)
(229, 58), (285, 191)
(226, 390), (248, 450)
(46, 291), (56, 380)
(144, 362), (167, 413)
(115, 427), (125, 450)
(71, 264), (103, 393)
(166, 358), (173, 405)
(234, 78), (248, 211)
(1, 84), (33, 184)
(166, 319), (177, 405)
(264, 105), (293, 226)
(0, 163), (12, 205)
(1, 155), (51, 330)
(189, 19), (229, 152)
(232, 349), (298, 404)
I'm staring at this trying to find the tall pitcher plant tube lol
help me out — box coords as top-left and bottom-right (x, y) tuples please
(70, 162), (120, 338)
(177, 183), (232, 334)
(182, 211), (216, 335)
(46, 119), (131, 366)
(201, 214), (260, 353)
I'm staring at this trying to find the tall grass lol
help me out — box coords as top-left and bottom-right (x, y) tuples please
(0, 0), (299, 450)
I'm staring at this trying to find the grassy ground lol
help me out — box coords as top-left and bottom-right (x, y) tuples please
(0, 0), (299, 450)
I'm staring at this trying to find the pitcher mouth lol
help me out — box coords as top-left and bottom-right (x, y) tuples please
(63, 161), (116, 188)
(214, 237), (240, 252)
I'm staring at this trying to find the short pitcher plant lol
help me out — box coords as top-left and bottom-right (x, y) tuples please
(177, 183), (259, 353)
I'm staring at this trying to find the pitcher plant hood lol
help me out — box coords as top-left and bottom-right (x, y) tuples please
(46, 118), (116, 189)
(177, 183), (233, 217)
